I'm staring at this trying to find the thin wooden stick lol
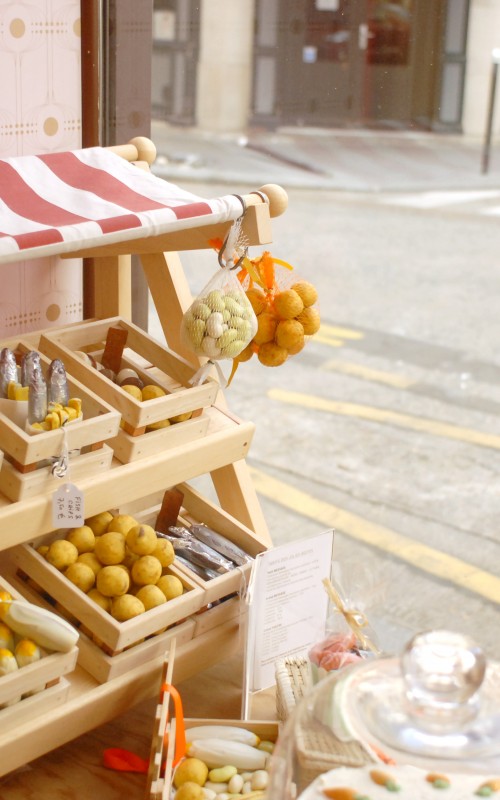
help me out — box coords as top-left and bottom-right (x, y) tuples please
(145, 640), (177, 799)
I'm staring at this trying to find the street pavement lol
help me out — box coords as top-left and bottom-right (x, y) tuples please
(148, 120), (500, 664)
(151, 119), (500, 193)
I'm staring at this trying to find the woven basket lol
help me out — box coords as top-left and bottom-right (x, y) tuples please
(275, 655), (311, 721)
(274, 656), (374, 789)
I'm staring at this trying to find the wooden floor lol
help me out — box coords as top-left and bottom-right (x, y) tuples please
(0, 653), (276, 799)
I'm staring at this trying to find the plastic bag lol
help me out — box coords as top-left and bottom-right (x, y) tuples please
(308, 565), (382, 684)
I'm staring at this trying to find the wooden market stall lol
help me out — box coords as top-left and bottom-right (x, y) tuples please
(0, 137), (287, 776)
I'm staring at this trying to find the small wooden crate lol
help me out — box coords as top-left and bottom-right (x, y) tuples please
(0, 677), (70, 727)
(13, 568), (198, 683)
(0, 577), (78, 710)
(172, 482), (266, 606)
(0, 341), (120, 501)
(76, 618), (196, 683)
(109, 413), (209, 463)
(191, 594), (242, 637)
(0, 444), (114, 502)
(149, 716), (280, 800)
(10, 537), (204, 655)
(39, 317), (219, 462)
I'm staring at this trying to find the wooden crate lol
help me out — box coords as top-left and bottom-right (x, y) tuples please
(0, 341), (120, 500)
(150, 716), (279, 799)
(191, 594), (243, 637)
(149, 709), (279, 799)
(171, 482), (266, 606)
(109, 413), (209, 463)
(0, 577), (78, 709)
(12, 567), (198, 683)
(38, 318), (219, 461)
(0, 677), (70, 727)
(76, 618), (196, 683)
(8, 474), (266, 658)
(10, 532), (204, 654)
(0, 444), (114, 502)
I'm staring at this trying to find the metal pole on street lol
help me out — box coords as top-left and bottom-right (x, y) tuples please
(481, 48), (500, 174)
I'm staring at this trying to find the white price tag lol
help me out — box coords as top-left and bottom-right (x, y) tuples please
(52, 482), (84, 528)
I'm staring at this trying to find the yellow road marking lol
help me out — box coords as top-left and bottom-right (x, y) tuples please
(320, 324), (364, 340)
(314, 333), (344, 347)
(249, 467), (500, 605)
(268, 389), (500, 450)
(322, 359), (415, 389)
(314, 323), (364, 348)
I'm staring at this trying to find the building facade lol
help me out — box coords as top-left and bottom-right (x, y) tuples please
(152, 0), (500, 139)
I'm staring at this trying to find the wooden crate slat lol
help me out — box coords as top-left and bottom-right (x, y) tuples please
(0, 341), (120, 466)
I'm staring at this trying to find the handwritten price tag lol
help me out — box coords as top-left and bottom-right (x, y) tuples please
(52, 483), (84, 528)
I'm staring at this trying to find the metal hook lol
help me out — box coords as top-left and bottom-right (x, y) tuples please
(218, 196), (248, 269)
(51, 454), (68, 478)
(231, 194), (247, 218)
(218, 242), (248, 270)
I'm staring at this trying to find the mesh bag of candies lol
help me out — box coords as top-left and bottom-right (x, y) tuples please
(180, 217), (320, 386)
(227, 249), (321, 384)
(180, 221), (258, 385)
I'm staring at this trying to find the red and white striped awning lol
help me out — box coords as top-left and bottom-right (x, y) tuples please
(0, 147), (244, 264)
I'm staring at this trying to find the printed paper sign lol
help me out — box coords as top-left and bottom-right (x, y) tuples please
(244, 529), (334, 702)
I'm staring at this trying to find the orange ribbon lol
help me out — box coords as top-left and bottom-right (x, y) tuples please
(103, 682), (185, 774)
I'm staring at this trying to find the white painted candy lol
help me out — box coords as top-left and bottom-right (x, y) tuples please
(206, 312), (224, 338)
(201, 336), (221, 357)
(251, 770), (269, 790)
(116, 368), (140, 384)
(227, 774), (244, 794)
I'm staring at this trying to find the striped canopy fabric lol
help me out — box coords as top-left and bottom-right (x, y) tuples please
(0, 147), (244, 265)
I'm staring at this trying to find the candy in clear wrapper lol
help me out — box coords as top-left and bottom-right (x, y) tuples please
(0, 347), (18, 397)
(188, 523), (253, 566)
(28, 365), (48, 424)
(48, 358), (69, 406)
(163, 527), (235, 574)
(174, 554), (219, 581)
(308, 565), (382, 684)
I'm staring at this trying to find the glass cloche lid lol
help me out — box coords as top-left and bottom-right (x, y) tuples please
(266, 630), (500, 800)
(341, 629), (500, 761)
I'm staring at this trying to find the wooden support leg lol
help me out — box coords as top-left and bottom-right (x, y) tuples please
(140, 251), (197, 364)
(210, 460), (272, 548)
(141, 249), (272, 547)
(92, 255), (132, 319)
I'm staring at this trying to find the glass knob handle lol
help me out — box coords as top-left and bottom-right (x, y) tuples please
(401, 630), (486, 726)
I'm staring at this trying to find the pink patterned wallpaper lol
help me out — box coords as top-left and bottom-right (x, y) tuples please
(0, 0), (83, 337)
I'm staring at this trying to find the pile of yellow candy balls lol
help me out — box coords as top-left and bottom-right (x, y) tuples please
(36, 511), (184, 623)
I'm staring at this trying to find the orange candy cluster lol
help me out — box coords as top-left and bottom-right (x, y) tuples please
(226, 252), (320, 383)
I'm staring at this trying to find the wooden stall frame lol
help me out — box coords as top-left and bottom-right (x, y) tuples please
(0, 136), (288, 774)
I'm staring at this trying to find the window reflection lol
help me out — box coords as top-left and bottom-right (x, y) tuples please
(367, 0), (412, 65)
(305, 0), (351, 64)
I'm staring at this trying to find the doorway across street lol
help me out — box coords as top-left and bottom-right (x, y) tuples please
(252, 0), (468, 131)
